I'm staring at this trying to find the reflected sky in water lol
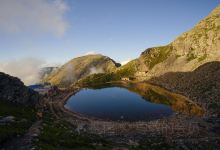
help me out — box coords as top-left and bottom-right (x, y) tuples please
(65, 87), (173, 121)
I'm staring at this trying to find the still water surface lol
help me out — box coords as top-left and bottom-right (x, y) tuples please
(65, 87), (173, 121)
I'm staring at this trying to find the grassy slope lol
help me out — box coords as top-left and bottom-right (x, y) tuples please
(0, 101), (36, 145)
(141, 45), (173, 69)
(44, 55), (120, 87)
(77, 45), (175, 86)
(37, 112), (114, 150)
(77, 60), (137, 86)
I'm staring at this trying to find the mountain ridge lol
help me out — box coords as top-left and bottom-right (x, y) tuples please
(115, 5), (220, 80)
(45, 5), (220, 88)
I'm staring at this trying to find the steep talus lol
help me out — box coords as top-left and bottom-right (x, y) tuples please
(0, 72), (39, 106)
(148, 61), (220, 115)
(44, 54), (120, 87)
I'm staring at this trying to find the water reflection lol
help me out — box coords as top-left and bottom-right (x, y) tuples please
(65, 82), (204, 122)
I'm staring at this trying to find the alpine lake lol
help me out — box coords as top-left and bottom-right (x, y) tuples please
(65, 82), (203, 122)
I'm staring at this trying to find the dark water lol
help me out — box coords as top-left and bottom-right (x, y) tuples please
(65, 87), (173, 121)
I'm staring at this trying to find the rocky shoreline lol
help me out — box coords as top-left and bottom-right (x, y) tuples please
(39, 82), (220, 149)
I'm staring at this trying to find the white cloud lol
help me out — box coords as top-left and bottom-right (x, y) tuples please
(0, 0), (69, 36)
(84, 51), (97, 56)
(89, 67), (104, 75)
(121, 59), (131, 66)
(0, 58), (46, 85)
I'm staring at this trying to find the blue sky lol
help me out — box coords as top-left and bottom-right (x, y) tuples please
(0, 0), (219, 64)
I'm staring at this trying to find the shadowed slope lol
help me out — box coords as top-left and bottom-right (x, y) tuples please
(148, 61), (220, 114)
(0, 72), (39, 106)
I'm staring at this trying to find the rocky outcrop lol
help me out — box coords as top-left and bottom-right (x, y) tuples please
(44, 54), (121, 87)
(0, 72), (39, 106)
(148, 61), (220, 115)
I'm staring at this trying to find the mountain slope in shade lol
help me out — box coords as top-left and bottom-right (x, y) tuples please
(148, 61), (220, 115)
(0, 72), (39, 106)
(44, 54), (120, 87)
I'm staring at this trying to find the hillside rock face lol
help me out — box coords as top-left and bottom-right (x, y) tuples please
(44, 54), (120, 87)
(0, 72), (39, 105)
(148, 62), (220, 115)
(127, 5), (220, 80)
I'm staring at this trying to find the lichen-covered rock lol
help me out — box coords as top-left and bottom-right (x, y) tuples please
(0, 72), (39, 106)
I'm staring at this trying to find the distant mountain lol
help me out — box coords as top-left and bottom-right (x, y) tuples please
(0, 72), (39, 105)
(44, 54), (121, 87)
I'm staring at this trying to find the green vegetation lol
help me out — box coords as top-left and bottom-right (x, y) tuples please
(198, 54), (207, 62)
(135, 136), (175, 150)
(77, 60), (137, 86)
(115, 60), (137, 77)
(143, 45), (173, 69)
(187, 51), (197, 61)
(0, 101), (36, 145)
(44, 54), (120, 87)
(37, 112), (113, 150)
(77, 73), (118, 86)
(175, 54), (181, 58)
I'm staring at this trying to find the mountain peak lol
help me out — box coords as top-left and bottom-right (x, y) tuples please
(123, 5), (220, 80)
(43, 54), (120, 87)
(208, 5), (220, 16)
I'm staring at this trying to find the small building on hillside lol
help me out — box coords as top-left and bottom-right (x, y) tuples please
(121, 77), (130, 81)
(121, 77), (135, 81)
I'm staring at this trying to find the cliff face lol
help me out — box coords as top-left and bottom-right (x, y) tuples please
(123, 5), (220, 80)
(0, 72), (39, 106)
(44, 54), (120, 87)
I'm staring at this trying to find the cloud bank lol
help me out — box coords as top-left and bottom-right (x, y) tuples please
(89, 67), (104, 75)
(0, 0), (69, 36)
(121, 59), (131, 66)
(0, 58), (46, 85)
(84, 51), (97, 56)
